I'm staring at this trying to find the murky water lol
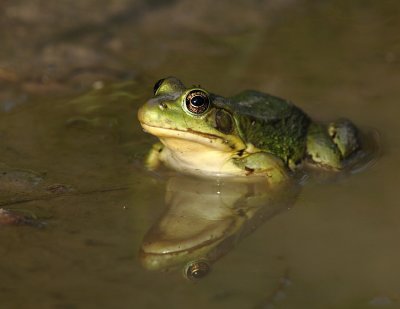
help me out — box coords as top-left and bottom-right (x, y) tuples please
(1, 0), (400, 308)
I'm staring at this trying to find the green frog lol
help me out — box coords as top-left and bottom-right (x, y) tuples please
(138, 77), (360, 183)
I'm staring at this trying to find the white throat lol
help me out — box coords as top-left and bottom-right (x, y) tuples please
(159, 137), (238, 177)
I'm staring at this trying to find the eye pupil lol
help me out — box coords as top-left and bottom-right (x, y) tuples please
(185, 90), (210, 115)
(191, 96), (204, 106)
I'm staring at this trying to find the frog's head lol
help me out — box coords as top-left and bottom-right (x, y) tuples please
(138, 77), (246, 153)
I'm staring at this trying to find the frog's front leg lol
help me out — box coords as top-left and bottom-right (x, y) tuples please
(145, 142), (164, 171)
(232, 152), (290, 184)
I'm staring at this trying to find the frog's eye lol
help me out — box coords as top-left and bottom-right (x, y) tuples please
(185, 90), (210, 115)
(184, 260), (210, 281)
(153, 78), (165, 95)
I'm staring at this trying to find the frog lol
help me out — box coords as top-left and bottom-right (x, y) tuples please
(137, 77), (360, 183)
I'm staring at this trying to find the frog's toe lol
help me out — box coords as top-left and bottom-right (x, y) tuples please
(328, 119), (360, 158)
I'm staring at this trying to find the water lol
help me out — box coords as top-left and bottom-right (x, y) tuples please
(0, 0), (399, 308)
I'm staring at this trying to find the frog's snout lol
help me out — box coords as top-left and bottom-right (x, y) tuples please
(137, 104), (146, 124)
(138, 98), (164, 128)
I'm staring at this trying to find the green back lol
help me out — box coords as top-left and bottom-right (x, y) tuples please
(218, 90), (310, 165)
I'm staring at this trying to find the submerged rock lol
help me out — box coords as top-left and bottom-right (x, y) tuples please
(0, 168), (44, 193)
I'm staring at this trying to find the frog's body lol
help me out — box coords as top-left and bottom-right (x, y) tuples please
(138, 77), (360, 183)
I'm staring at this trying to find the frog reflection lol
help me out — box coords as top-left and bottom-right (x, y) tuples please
(139, 175), (300, 280)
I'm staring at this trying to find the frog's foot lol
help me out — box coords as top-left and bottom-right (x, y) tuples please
(232, 152), (290, 184)
(145, 142), (164, 171)
(307, 120), (360, 170)
(306, 123), (343, 169)
(328, 118), (360, 158)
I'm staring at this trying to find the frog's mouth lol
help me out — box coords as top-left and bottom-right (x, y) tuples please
(140, 123), (235, 151)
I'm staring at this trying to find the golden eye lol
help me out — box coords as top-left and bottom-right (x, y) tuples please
(184, 260), (210, 281)
(185, 90), (210, 115)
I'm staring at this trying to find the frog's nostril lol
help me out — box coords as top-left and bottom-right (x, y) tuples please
(159, 102), (168, 110)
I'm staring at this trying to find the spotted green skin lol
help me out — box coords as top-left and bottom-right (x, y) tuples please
(138, 77), (360, 182)
(216, 90), (310, 168)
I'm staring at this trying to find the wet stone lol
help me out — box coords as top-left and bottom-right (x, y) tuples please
(0, 208), (46, 228)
